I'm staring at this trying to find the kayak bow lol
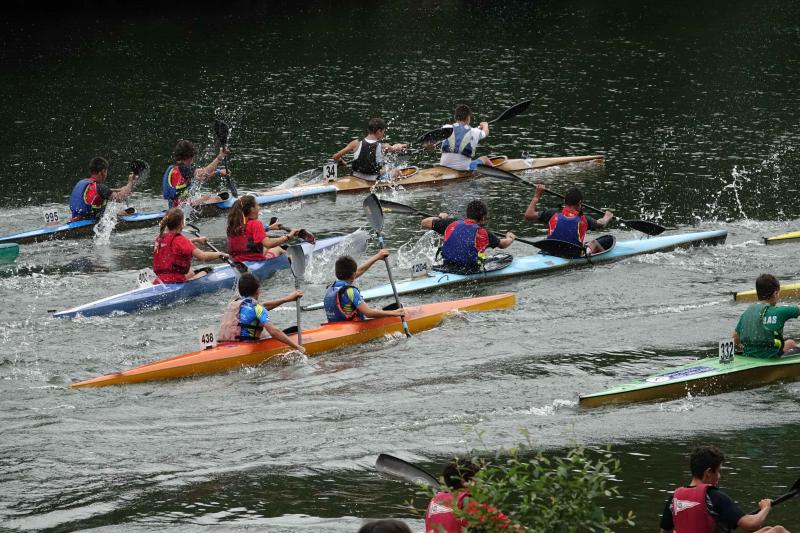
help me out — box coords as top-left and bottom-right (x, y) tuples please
(70, 293), (515, 388)
(734, 281), (800, 302)
(764, 230), (800, 245)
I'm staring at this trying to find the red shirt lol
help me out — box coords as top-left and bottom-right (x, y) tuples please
(442, 218), (491, 254)
(153, 232), (196, 283)
(228, 219), (268, 262)
(425, 491), (511, 532)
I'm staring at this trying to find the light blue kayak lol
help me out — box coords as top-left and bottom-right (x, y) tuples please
(53, 231), (366, 319)
(304, 229), (728, 310)
(0, 184), (336, 245)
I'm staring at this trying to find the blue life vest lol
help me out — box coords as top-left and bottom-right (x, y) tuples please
(324, 280), (365, 322)
(162, 164), (193, 205)
(69, 177), (104, 219)
(238, 297), (268, 341)
(441, 124), (475, 158)
(441, 220), (481, 267)
(547, 209), (587, 248)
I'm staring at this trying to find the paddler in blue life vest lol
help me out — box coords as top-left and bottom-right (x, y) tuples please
(733, 274), (800, 358)
(426, 104), (493, 171)
(68, 157), (136, 221)
(524, 184), (613, 254)
(659, 445), (787, 533)
(217, 272), (305, 352)
(421, 200), (515, 272)
(162, 139), (230, 208)
(331, 118), (408, 181)
(323, 251), (407, 322)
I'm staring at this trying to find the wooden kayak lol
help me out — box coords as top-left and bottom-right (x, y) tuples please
(327, 154), (605, 194)
(70, 293), (516, 388)
(579, 352), (800, 408)
(764, 230), (800, 245)
(733, 282), (800, 302)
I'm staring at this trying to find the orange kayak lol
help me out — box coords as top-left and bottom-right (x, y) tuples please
(70, 293), (515, 388)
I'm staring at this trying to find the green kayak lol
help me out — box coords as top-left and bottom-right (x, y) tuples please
(0, 243), (19, 263)
(580, 347), (800, 408)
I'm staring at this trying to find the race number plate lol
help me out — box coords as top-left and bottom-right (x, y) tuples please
(136, 269), (154, 287)
(43, 209), (61, 226)
(199, 328), (217, 350)
(410, 260), (430, 279)
(718, 339), (735, 364)
(323, 160), (337, 182)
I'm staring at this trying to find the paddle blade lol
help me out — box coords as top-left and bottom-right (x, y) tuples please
(474, 164), (521, 182)
(129, 159), (149, 178)
(282, 325), (299, 335)
(377, 199), (426, 217)
(622, 219), (666, 236)
(489, 99), (533, 123)
(233, 261), (249, 274)
(375, 453), (440, 488)
(417, 126), (453, 145)
(363, 193), (385, 233)
(534, 238), (585, 258)
(286, 244), (306, 281)
(382, 302), (400, 311)
(297, 229), (316, 244)
(214, 119), (230, 147)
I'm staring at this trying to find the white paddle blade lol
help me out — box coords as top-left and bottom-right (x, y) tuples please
(286, 244), (306, 280)
(363, 193), (385, 233)
(375, 453), (440, 488)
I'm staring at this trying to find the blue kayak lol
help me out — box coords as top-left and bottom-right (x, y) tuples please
(304, 229), (728, 310)
(0, 184), (336, 245)
(53, 231), (366, 319)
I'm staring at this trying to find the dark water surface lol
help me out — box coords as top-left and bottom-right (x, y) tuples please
(2, 1), (800, 531)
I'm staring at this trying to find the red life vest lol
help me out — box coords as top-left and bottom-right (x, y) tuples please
(424, 491), (469, 533)
(227, 220), (265, 262)
(153, 232), (192, 283)
(547, 207), (588, 247)
(671, 484), (716, 533)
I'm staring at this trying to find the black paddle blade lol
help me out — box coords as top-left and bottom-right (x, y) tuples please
(363, 194), (385, 233)
(214, 119), (229, 147)
(233, 261), (249, 274)
(282, 325), (299, 335)
(216, 191), (230, 201)
(375, 453), (440, 488)
(490, 99), (533, 123)
(382, 302), (400, 311)
(122, 207), (136, 215)
(297, 229), (316, 244)
(474, 164), (520, 182)
(129, 159), (149, 176)
(377, 199), (427, 217)
(269, 216), (278, 226)
(417, 126), (453, 145)
(534, 238), (585, 258)
(621, 219), (667, 236)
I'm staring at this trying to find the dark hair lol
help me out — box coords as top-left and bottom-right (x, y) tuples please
(465, 199), (488, 222)
(335, 255), (358, 280)
(89, 157), (109, 174)
(174, 139), (197, 160)
(756, 273), (780, 300)
(237, 272), (261, 297)
(159, 207), (185, 235)
(564, 188), (584, 206)
(454, 104), (471, 122)
(442, 457), (481, 490)
(689, 445), (725, 478)
(368, 118), (386, 134)
(357, 519), (412, 533)
(227, 195), (257, 236)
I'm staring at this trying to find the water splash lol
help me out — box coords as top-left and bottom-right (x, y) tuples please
(303, 230), (370, 284)
(92, 200), (124, 246)
(395, 230), (441, 269)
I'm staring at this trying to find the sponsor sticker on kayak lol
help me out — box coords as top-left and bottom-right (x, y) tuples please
(645, 366), (716, 383)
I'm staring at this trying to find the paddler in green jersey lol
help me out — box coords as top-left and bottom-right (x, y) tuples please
(733, 274), (800, 358)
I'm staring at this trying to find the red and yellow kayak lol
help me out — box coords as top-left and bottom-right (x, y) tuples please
(70, 293), (515, 388)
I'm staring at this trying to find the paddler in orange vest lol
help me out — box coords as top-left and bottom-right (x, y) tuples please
(331, 118), (408, 182)
(162, 139), (230, 208)
(524, 184), (613, 254)
(323, 252), (407, 322)
(659, 445), (787, 533)
(152, 208), (229, 284)
(225, 195), (298, 262)
(68, 157), (136, 221)
(217, 272), (304, 351)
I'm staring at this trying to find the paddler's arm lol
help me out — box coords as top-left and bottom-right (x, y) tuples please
(262, 228), (299, 248)
(593, 210), (614, 228)
(497, 232), (516, 249)
(737, 499), (771, 531)
(262, 289), (303, 311)
(263, 323), (305, 353)
(524, 184), (546, 221)
(383, 142), (409, 153)
(356, 301), (406, 319)
(354, 249), (390, 280)
(195, 147), (229, 182)
(331, 139), (359, 162)
(421, 213), (449, 231)
(477, 121), (489, 137)
(188, 237), (229, 262)
(109, 172), (136, 201)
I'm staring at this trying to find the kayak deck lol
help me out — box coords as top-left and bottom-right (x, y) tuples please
(579, 353), (800, 408)
(69, 293), (515, 388)
(734, 281), (800, 302)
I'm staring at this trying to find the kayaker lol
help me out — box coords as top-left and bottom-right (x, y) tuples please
(421, 200), (515, 272)
(152, 208), (229, 284)
(733, 274), (800, 358)
(226, 195), (297, 262)
(323, 251), (407, 322)
(162, 139), (230, 208)
(659, 445), (788, 533)
(68, 157), (136, 221)
(331, 118), (408, 181)
(524, 184), (613, 254)
(218, 272), (305, 352)
(426, 104), (493, 171)
(424, 458), (514, 532)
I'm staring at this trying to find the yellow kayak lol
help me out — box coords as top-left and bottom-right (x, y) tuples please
(764, 230), (800, 245)
(733, 282), (800, 302)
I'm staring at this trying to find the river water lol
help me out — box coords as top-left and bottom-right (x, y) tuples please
(2, 1), (800, 531)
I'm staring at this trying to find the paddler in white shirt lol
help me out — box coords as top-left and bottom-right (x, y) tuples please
(428, 104), (494, 171)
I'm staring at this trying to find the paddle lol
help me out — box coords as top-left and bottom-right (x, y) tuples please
(267, 216), (316, 245)
(363, 193), (411, 338)
(214, 119), (238, 198)
(478, 165), (666, 236)
(749, 477), (800, 514)
(378, 198), (540, 247)
(184, 223), (248, 275)
(285, 244), (306, 345)
(532, 239), (586, 259)
(375, 453), (441, 488)
(487, 99), (532, 125)
(417, 100), (531, 147)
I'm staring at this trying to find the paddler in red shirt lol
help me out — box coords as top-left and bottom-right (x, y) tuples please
(152, 208), (229, 284)
(162, 139), (230, 208)
(68, 157), (136, 221)
(226, 195), (298, 262)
